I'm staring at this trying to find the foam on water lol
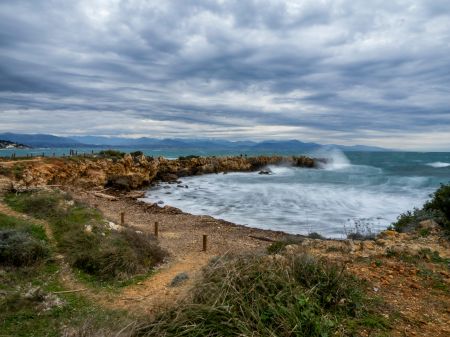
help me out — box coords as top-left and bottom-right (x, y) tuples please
(427, 162), (450, 168)
(143, 151), (440, 238)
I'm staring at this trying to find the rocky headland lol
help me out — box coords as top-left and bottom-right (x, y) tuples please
(0, 153), (319, 190)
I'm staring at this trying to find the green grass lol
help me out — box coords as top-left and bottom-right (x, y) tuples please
(135, 253), (389, 337)
(5, 191), (167, 283)
(0, 213), (48, 241)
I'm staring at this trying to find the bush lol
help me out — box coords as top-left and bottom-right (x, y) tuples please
(135, 254), (375, 336)
(393, 208), (445, 233)
(424, 183), (450, 231)
(346, 220), (376, 240)
(130, 151), (144, 157)
(0, 229), (49, 267)
(98, 150), (125, 160)
(66, 229), (166, 280)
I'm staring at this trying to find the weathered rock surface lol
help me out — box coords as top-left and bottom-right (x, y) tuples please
(2, 154), (320, 190)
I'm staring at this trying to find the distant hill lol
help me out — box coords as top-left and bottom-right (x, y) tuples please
(0, 133), (82, 148)
(0, 139), (30, 149)
(0, 133), (389, 152)
(70, 136), (387, 152)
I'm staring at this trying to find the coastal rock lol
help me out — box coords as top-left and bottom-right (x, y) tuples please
(258, 169), (272, 175)
(418, 219), (439, 231)
(169, 272), (189, 287)
(11, 155), (320, 190)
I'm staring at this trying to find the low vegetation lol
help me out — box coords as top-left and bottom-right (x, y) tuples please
(5, 190), (166, 282)
(135, 253), (387, 337)
(393, 183), (450, 234)
(0, 213), (50, 267)
(97, 149), (126, 160)
(0, 212), (134, 337)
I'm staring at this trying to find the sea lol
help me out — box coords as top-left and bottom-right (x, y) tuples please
(2, 147), (449, 238)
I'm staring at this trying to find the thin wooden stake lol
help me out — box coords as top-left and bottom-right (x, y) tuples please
(120, 212), (125, 226)
(52, 288), (87, 294)
(202, 234), (208, 252)
(154, 221), (159, 237)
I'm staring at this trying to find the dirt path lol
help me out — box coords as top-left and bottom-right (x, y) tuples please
(0, 184), (278, 316)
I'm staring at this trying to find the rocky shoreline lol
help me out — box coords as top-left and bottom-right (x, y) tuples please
(0, 153), (321, 190)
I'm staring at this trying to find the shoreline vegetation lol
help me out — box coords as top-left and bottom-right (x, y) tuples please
(0, 152), (449, 336)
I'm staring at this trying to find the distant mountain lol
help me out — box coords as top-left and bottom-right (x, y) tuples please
(0, 133), (82, 148)
(0, 133), (389, 152)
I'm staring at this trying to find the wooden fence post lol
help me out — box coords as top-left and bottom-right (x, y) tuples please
(154, 221), (159, 237)
(202, 235), (208, 252)
(120, 212), (125, 226)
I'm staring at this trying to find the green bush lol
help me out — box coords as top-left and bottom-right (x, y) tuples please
(130, 151), (144, 157)
(98, 150), (125, 160)
(0, 229), (49, 267)
(424, 183), (450, 231)
(136, 254), (378, 336)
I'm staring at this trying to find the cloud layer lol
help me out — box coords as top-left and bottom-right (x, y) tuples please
(1, 0), (449, 150)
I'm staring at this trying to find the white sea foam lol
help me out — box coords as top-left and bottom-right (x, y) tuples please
(313, 148), (351, 170)
(143, 164), (432, 238)
(426, 162), (450, 168)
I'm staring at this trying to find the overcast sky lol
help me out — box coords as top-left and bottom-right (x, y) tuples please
(1, 0), (449, 150)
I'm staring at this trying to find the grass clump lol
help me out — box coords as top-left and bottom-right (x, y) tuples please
(5, 191), (166, 282)
(136, 253), (385, 336)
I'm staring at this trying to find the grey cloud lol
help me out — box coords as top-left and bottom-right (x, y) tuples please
(0, 0), (449, 150)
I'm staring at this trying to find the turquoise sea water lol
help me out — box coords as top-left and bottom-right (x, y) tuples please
(2, 147), (449, 237)
(141, 149), (450, 237)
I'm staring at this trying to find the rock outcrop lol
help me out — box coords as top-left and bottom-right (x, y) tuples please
(2, 154), (321, 190)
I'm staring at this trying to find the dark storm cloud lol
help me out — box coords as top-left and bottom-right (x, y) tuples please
(0, 0), (449, 149)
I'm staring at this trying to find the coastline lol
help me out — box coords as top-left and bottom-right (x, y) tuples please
(1, 155), (449, 335)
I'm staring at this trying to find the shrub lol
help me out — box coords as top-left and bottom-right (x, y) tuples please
(98, 150), (125, 160)
(392, 183), (450, 234)
(130, 151), (144, 157)
(393, 207), (446, 233)
(424, 183), (450, 231)
(135, 253), (376, 336)
(345, 220), (376, 240)
(0, 229), (49, 267)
